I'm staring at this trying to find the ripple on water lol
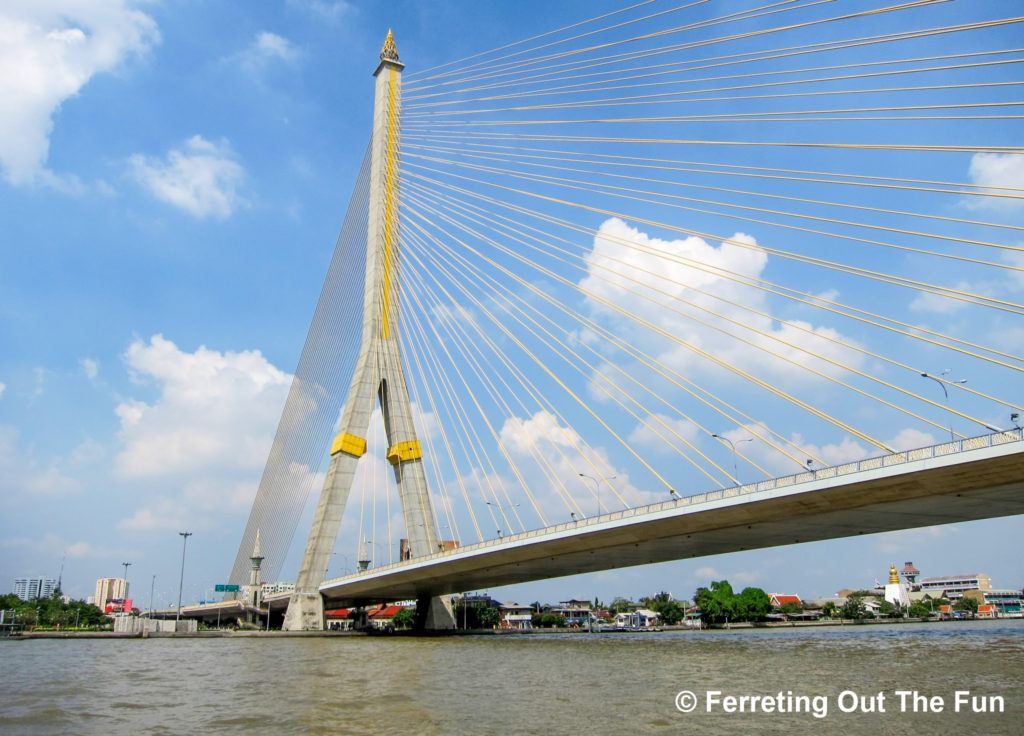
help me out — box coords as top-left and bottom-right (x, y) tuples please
(0, 621), (1021, 734)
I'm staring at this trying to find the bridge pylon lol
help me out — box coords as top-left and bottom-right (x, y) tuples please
(283, 31), (454, 631)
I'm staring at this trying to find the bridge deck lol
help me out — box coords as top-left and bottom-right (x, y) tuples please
(299, 433), (1024, 608)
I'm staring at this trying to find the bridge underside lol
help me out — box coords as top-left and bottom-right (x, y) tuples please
(282, 443), (1024, 611)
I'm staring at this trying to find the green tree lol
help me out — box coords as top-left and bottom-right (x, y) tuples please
(694, 580), (737, 624)
(608, 597), (635, 614)
(878, 600), (897, 617)
(0, 591), (107, 631)
(779, 602), (803, 616)
(478, 605), (501, 628)
(643, 591), (672, 606)
(840, 597), (867, 620)
(392, 608), (416, 629)
(908, 602), (932, 618)
(954, 597), (979, 616)
(735, 588), (772, 621)
(650, 599), (684, 625)
(822, 601), (838, 619)
(539, 613), (566, 628)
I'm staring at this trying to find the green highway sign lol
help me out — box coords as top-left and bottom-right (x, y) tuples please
(214, 584), (240, 592)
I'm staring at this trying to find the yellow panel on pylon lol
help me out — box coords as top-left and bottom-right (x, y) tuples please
(331, 433), (367, 457)
(386, 440), (422, 465)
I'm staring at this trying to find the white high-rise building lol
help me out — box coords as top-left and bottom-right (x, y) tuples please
(13, 577), (57, 601)
(94, 578), (128, 610)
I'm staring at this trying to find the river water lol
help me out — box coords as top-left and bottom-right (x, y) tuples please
(1, 620), (1021, 734)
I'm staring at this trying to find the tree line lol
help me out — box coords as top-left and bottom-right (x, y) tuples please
(1, 590), (108, 630)
(693, 580), (773, 623)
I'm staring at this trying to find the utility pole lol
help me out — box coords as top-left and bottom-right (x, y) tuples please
(176, 532), (192, 621)
(122, 562), (132, 610)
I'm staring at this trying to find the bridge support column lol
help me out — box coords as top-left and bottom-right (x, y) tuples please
(417, 594), (456, 631)
(282, 32), (446, 632)
(282, 592), (325, 632)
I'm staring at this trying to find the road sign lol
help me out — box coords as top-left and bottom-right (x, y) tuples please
(214, 584), (240, 592)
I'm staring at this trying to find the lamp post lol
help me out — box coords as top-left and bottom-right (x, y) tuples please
(148, 574), (155, 618)
(486, 500), (520, 539)
(176, 532), (192, 621)
(579, 473), (615, 517)
(327, 552), (352, 578)
(921, 370), (966, 441)
(121, 562), (131, 611)
(711, 434), (752, 486)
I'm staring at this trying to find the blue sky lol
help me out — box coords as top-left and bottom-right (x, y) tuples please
(2, 0), (1022, 609)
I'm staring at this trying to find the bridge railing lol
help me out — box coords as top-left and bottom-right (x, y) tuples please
(323, 429), (1021, 585)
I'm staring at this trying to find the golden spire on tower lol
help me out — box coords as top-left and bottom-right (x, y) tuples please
(889, 564), (899, 584)
(380, 29), (399, 62)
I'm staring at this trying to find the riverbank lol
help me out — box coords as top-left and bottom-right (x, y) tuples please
(4, 615), (1009, 640)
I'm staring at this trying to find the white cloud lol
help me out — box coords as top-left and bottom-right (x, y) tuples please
(874, 525), (955, 555)
(494, 409), (664, 520)
(908, 249), (1022, 315)
(966, 153), (1024, 212)
(33, 366), (47, 397)
(114, 334), (291, 479)
(80, 357), (98, 379)
(288, 0), (356, 22)
(0, 424), (81, 495)
(691, 565), (759, 586)
(128, 135), (246, 218)
(627, 413), (699, 455)
(1004, 250), (1024, 292)
(231, 31), (300, 74)
(888, 427), (936, 451)
(70, 437), (105, 466)
(253, 32), (296, 63)
(118, 475), (260, 532)
(909, 281), (990, 314)
(0, 381), (5, 399)
(580, 218), (865, 387)
(722, 423), (939, 478)
(2, 532), (121, 559)
(0, 1), (159, 186)
(693, 566), (720, 581)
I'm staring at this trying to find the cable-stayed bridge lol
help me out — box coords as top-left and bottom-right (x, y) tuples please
(300, 431), (1024, 609)
(228, 1), (1024, 629)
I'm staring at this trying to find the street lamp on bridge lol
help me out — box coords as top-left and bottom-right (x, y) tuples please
(486, 500), (520, 539)
(579, 473), (616, 517)
(921, 370), (967, 442)
(711, 434), (752, 486)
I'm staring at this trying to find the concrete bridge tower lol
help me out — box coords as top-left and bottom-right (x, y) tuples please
(283, 31), (454, 631)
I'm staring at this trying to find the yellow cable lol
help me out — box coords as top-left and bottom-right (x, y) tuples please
(404, 159), (1024, 316)
(403, 172), (1024, 406)
(404, 146), (1024, 258)
(405, 178), (818, 469)
(407, 190), (760, 485)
